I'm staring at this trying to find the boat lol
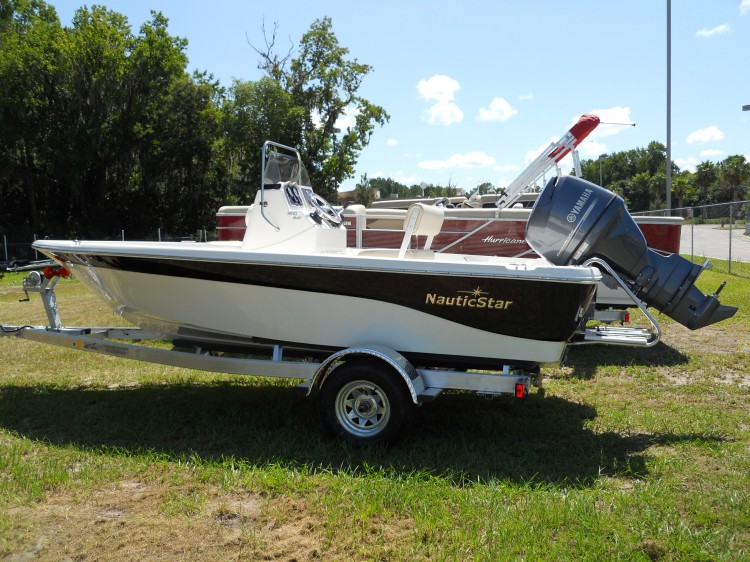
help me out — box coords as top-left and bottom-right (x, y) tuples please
(216, 115), (683, 262)
(217, 196), (682, 260)
(33, 141), (735, 373)
(215, 117), (682, 314)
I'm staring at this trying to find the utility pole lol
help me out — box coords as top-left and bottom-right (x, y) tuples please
(666, 0), (672, 212)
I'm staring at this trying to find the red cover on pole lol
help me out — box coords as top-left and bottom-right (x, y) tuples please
(549, 114), (600, 162)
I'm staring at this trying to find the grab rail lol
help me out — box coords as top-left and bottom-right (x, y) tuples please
(570, 257), (661, 348)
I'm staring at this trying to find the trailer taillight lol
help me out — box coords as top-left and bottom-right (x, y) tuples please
(43, 266), (70, 279)
(515, 382), (527, 399)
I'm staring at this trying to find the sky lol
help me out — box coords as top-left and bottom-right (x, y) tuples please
(50, 1), (750, 193)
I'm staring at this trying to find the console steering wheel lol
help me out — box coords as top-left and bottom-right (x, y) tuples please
(310, 193), (342, 226)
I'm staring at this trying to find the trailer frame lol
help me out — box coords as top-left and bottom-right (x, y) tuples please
(2, 270), (538, 444)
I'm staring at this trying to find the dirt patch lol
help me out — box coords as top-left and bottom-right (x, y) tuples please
(660, 323), (749, 355)
(5, 480), (324, 561)
(658, 323), (750, 387)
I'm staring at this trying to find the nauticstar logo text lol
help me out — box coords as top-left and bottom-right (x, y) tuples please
(425, 288), (513, 310)
(566, 188), (594, 223)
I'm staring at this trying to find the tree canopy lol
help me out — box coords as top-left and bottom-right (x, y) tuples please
(0, 3), (387, 239)
(1, 1), (746, 241)
(579, 144), (748, 213)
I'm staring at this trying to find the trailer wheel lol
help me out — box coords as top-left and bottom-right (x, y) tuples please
(320, 359), (413, 445)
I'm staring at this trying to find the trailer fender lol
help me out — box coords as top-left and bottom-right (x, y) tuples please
(308, 345), (425, 405)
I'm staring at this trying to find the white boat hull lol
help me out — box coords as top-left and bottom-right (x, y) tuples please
(90, 268), (569, 365)
(36, 239), (600, 369)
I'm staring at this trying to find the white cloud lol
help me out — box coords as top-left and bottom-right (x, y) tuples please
(587, 107), (634, 137)
(742, 0), (750, 15)
(386, 138), (398, 147)
(578, 140), (607, 158)
(417, 74), (460, 102)
(519, 92), (534, 100)
(700, 148), (723, 157)
(417, 75), (464, 125)
(696, 24), (730, 38)
(422, 101), (464, 126)
(419, 151), (496, 170)
(686, 125), (725, 144)
(675, 157), (699, 173)
(477, 97), (518, 122)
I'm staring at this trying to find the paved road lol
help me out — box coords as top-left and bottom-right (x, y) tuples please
(679, 223), (750, 262)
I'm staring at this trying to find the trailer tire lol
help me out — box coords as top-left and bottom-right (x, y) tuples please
(320, 359), (413, 446)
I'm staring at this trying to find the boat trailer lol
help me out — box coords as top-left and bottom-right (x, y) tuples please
(2, 268), (549, 445)
(2, 263), (663, 444)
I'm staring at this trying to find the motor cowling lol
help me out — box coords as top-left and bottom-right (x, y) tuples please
(526, 176), (737, 330)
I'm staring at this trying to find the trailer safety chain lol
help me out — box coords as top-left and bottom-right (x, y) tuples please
(1, 324), (34, 333)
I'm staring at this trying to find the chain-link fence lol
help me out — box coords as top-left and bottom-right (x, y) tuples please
(633, 200), (750, 277)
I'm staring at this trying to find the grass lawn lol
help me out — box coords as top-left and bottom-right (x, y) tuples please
(1, 269), (748, 561)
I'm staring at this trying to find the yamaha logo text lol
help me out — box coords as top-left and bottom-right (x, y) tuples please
(566, 188), (594, 223)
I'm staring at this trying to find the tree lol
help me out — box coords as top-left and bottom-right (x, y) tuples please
(255, 17), (389, 200)
(694, 160), (718, 218)
(369, 176), (409, 199)
(624, 172), (652, 212)
(669, 174), (691, 209)
(643, 141), (667, 176)
(134, 71), (224, 234)
(581, 143), (668, 191)
(1, 6), (390, 240)
(353, 173), (373, 206)
(471, 181), (496, 196)
(220, 77), (304, 205)
(0, 0), (66, 236)
(718, 155), (749, 203)
(0, 1), (222, 239)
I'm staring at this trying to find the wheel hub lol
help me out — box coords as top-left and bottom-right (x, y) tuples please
(354, 395), (378, 418)
(335, 380), (391, 437)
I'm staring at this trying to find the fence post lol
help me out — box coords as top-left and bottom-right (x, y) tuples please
(33, 234), (38, 260)
(729, 203), (733, 275)
(688, 207), (706, 261)
(158, 228), (161, 242)
(3, 234), (7, 264)
(121, 230), (125, 241)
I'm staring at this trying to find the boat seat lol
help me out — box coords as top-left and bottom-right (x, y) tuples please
(398, 203), (445, 259)
(343, 204), (367, 216)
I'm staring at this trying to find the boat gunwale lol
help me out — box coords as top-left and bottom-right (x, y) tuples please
(34, 240), (603, 285)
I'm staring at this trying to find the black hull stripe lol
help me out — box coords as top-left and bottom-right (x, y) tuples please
(56, 252), (595, 342)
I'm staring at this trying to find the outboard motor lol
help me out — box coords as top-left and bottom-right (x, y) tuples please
(526, 176), (737, 330)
